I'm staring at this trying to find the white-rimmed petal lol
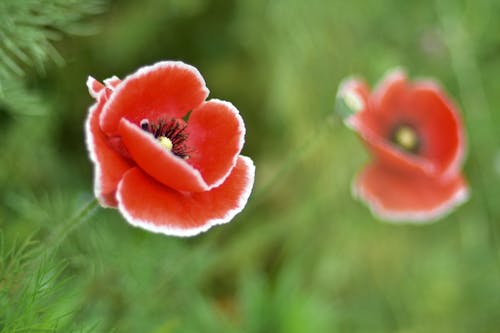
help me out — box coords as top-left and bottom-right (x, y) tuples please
(116, 156), (255, 237)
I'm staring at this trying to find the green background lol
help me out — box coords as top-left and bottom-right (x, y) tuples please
(1, 0), (499, 332)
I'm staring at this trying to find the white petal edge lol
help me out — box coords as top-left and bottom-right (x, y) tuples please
(99, 60), (210, 132)
(116, 155), (256, 237)
(104, 75), (121, 90)
(86, 76), (105, 99)
(84, 101), (113, 207)
(351, 175), (469, 224)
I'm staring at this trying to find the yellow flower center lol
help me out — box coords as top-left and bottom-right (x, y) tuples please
(140, 117), (191, 158)
(159, 136), (173, 151)
(391, 125), (420, 153)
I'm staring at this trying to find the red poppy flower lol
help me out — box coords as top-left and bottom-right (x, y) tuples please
(337, 69), (468, 222)
(85, 61), (255, 236)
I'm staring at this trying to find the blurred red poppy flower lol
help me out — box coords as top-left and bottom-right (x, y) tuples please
(337, 69), (468, 222)
(85, 61), (255, 236)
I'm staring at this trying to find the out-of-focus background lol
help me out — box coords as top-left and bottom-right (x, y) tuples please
(1, 0), (499, 332)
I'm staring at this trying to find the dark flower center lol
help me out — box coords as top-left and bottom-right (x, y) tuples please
(140, 118), (191, 159)
(390, 124), (420, 154)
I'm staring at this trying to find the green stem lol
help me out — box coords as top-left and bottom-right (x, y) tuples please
(48, 197), (99, 249)
(246, 117), (334, 211)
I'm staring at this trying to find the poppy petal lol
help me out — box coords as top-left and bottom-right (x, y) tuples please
(100, 61), (209, 136)
(373, 68), (407, 109)
(119, 118), (209, 192)
(116, 156), (255, 237)
(351, 69), (407, 141)
(185, 99), (245, 189)
(360, 128), (436, 175)
(353, 163), (468, 222)
(86, 98), (133, 207)
(372, 70), (463, 177)
(104, 76), (121, 90)
(405, 81), (464, 177)
(86, 76), (105, 99)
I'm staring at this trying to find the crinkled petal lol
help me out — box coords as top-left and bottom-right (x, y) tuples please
(85, 97), (133, 207)
(116, 156), (255, 237)
(353, 163), (468, 222)
(119, 118), (210, 192)
(87, 76), (121, 100)
(100, 61), (209, 136)
(185, 99), (245, 188)
(104, 76), (121, 90)
(86, 76), (105, 99)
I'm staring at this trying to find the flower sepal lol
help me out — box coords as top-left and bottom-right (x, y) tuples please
(336, 89), (365, 121)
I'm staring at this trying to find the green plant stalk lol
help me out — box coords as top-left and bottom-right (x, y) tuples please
(47, 198), (99, 250)
(435, 0), (500, 263)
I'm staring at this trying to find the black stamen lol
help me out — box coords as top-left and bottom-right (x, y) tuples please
(140, 119), (149, 131)
(140, 117), (192, 159)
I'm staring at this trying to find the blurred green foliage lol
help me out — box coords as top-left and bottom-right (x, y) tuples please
(1, 0), (500, 332)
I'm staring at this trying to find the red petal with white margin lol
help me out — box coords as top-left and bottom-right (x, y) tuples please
(116, 156), (255, 237)
(86, 76), (105, 99)
(353, 163), (468, 222)
(185, 99), (245, 188)
(119, 119), (210, 192)
(104, 76), (121, 90)
(86, 97), (133, 207)
(100, 61), (209, 136)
